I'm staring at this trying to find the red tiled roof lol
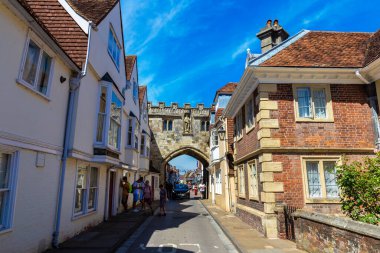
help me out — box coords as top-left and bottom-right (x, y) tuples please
(260, 31), (372, 68)
(364, 30), (380, 66)
(125, 55), (137, 81)
(66, 0), (119, 25)
(217, 82), (238, 93)
(138, 86), (147, 107)
(17, 0), (88, 69)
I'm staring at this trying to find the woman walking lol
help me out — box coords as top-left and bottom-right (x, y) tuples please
(142, 180), (154, 215)
(159, 184), (167, 216)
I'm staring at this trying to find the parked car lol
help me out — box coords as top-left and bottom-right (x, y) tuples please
(172, 184), (190, 199)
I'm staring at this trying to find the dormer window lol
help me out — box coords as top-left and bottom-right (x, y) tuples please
(108, 27), (120, 70)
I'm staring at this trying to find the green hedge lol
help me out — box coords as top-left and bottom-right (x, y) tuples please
(336, 154), (380, 225)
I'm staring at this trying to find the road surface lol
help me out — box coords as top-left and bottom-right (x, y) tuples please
(116, 198), (238, 253)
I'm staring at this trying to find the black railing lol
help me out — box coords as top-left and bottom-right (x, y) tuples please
(284, 205), (299, 241)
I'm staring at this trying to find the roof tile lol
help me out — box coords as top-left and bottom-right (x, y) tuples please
(260, 31), (372, 68)
(364, 30), (380, 66)
(66, 0), (118, 25)
(17, 0), (88, 69)
(125, 55), (137, 81)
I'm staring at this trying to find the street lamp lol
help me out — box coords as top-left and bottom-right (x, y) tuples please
(218, 126), (226, 141)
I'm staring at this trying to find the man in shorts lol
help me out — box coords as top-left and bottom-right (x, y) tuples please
(132, 177), (144, 212)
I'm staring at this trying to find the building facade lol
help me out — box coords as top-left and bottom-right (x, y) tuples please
(208, 83), (237, 212)
(224, 21), (379, 239)
(0, 1), (152, 252)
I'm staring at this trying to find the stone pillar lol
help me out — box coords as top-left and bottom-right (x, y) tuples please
(256, 83), (284, 238)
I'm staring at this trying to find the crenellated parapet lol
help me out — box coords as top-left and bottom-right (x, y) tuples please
(148, 102), (210, 117)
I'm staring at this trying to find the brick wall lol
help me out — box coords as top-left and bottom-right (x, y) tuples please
(235, 89), (260, 160)
(270, 84), (374, 149)
(236, 208), (264, 234)
(294, 211), (380, 253)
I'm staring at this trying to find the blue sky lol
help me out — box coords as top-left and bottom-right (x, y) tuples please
(120, 0), (380, 170)
(121, 0), (379, 107)
(168, 155), (198, 174)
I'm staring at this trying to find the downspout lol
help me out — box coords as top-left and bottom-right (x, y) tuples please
(52, 21), (93, 248)
(356, 70), (380, 150)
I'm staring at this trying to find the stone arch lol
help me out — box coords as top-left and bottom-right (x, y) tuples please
(163, 146), (209, 167)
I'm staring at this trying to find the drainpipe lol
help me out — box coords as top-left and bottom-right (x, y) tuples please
(52, 21), (93, 248)
(356, 70), (380, 150)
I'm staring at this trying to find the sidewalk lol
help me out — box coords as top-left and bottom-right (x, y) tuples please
(45, 201), (159, 253)
(201, 200), (305, 253)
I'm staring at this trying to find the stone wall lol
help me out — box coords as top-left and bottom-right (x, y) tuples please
(148, 102), (210, 182)
(293, 210), (380, 253)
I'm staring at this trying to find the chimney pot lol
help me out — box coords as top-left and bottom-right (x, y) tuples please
(266, 19), (272, 27)
(273, 19), (279, 27)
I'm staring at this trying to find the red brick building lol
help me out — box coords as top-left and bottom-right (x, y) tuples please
(223, 21), (380, 239)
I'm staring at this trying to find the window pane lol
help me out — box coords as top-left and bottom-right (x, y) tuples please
(323, 161), (339, 198)
(249, 163), (258, 197)
(75, 189), (85, 213)
(110, 92), (122, 124)
(76, 167), (87, 189)
(168, 120), (173, 131)
(0, 191), (6, 227)
(0, 153), (10, 189)
(88, 188), (96, 210)
(22, 40), (40, 85)
(90, 167), (98, 187)
(306, 161), (321, 197)
(96, 87), (107, 142)
(239, 167), (245, 195)
(37, 52), (52, 95)
(297, 88), (312, 118)
(108, 92), (122, 149)
(313, 89), (327, 118)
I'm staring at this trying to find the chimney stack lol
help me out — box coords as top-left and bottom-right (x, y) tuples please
(256, 19), (289, 53)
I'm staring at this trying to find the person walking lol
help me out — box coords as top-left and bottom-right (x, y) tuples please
(132, 177), (144, 212)
(199, 182), (206, 199)
(159, 184), (167, 216)
(142, 180), (154, 215)
(120, 176), (131, 212)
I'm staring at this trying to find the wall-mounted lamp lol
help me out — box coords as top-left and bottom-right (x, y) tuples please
(218, 126), (226, 141)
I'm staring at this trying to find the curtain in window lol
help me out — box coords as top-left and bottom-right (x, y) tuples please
(297, 88), (312, 118)
(306, 161), (321, 197)
(88, 167), (98, 210)
(22, 41), (40, 85)
(96, 87), (107, 142)
(313, 89), (327, 118)
(323, 162), (339, 198)
(75, 167), (87, 213)
(108, 92), (122, 149)
(37, 52), (52, 95)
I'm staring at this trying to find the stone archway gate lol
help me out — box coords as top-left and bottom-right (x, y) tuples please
(148, 102), (210, 183)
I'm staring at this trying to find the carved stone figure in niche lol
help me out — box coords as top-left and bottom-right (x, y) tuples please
(183, 114), (191, 133)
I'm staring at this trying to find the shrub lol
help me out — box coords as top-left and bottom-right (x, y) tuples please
(336, 154), (380, 225)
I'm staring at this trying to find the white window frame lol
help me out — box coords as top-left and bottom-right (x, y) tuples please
(73, 163), (99, 217)
(293, 84), (334, 122)
(301, 156), (341, 204)
(18, 33), (54, 99)
(245, 96), (255, 133)
(247, 160), (258, 200)
(215, 169), (222, 195)
(94, 82), (123, 152)
(234, 110), (243, 141)
(107, 25), (121, 71)
(0, 148), (19, 232)
(211, 130), (219, 146)
(238, 165), (245, 198)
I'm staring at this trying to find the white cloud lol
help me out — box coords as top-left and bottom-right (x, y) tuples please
(231, 37), (258, 59)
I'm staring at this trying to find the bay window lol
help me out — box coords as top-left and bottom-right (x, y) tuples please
(74, 164), (99, 216)
(95, 83), (122, 150)
(19, 38), (53, 96)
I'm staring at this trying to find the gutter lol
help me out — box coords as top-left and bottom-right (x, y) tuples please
(52, 21), (93, 248)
